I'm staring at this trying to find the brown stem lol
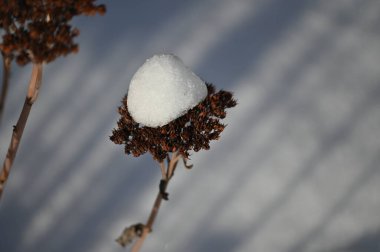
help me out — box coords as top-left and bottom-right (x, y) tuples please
(0, 63), (43, 200)
(159, 161), (166, 180)
(130, 153), (181, 252)
(167, 152), (180, 180)
(0, 55), (12, 124)
(146, 187), (166, 230)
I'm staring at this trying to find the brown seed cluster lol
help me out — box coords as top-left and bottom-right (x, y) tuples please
(0, 0), (106, 65)
(110, 83), (237, 161)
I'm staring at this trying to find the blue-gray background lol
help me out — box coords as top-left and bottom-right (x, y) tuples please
(1, 1), (380, 251)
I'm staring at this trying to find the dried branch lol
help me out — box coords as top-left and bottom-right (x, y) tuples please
(116, 152), (182, 252)
(0, 54), (11, 124)
(0, 63), (43, 200)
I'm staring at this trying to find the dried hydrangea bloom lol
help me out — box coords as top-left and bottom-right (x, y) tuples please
(0, 0), (106, 65)
(110, 83), (237, 161)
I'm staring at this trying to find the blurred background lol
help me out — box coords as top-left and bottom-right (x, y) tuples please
(1, 0), (380, 251)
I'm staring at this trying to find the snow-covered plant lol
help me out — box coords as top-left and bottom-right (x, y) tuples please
(0, 0), (106, 200)
(111, 54), (236, 251)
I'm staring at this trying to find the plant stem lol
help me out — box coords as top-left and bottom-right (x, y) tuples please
(0, 63), (43, 200)
(0, 55), (11, 124)
(130, 152), (180, 252)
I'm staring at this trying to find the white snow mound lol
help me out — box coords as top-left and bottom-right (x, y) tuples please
(127, 54), (207, 127)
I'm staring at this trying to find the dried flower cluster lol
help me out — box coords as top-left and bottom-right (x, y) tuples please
(111, 83), (237, 161)
(0, 0), (106, 65)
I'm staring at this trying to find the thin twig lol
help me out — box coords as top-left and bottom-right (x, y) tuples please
(167, 152), (181, 179)
(130, 152), (181, 252)
(130, 188), (164, 252)
(0, 55), (11, 124)
(130, 227), (149, 252)
(0, 63), (43, 200)
(159, 161), (166, 180)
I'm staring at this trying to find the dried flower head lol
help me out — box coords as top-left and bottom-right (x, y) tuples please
(110, 83), (237, 161)
(0, 0), (106, 65)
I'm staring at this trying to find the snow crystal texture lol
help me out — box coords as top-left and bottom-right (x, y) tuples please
(127, 54), (207, 127)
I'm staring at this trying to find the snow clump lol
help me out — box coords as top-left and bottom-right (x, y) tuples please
(127, 54), (207, 127)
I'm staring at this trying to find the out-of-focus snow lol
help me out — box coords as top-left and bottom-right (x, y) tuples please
(127, 54), (207, 127)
